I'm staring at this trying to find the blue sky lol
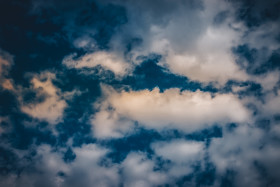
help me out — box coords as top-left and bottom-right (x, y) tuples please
(0, 0), (280, 186)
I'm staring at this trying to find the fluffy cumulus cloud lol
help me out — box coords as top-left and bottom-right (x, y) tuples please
(121, 152), (167, 187)
(209, 124), (280, 187)
(1, 0), (280, 186)
(0, 142), (205, 187)
(91, 85), (249, 138)
(102, 0), (250, 85)
(152, 140), (205, 179)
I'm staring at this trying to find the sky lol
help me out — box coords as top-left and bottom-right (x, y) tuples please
(0, 0), (280, 186)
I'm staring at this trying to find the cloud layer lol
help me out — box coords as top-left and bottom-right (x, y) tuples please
(0, 0), (280, 186)
(91, 85), (249, 138)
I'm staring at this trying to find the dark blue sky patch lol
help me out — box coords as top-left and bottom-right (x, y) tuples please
(1, 119), (56, 150)
(75, 3), (127, 49)
(54, 68), (101, 93)
(124, 37), (143, 55)
(8, 40), (72, 86)
(194, 162), (216, 186)
(121, 56), (202, 92)
(54, 74), (100, 146)
(0, 91), (18, 116)
(234, 0), (280, 28)
(102, 128), (162, 163)
(263, 49), (280, 71)
(21, 89), (48, 106)
(223, 80), (263, 100)
(220, 170), (236, 187)
(240, 82), (263, 99)
(56, 120), (95, 147)
(231, 44), (277, 76)
(29, 0), (129, 50)
(185, 126), (223, 146)
(63, 147), (76, 163)
(102, 126), (222, 164)
(175, 161), (216, 187)
(232, 44), (258, 74)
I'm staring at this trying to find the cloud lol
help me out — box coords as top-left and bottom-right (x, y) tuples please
(0, 49), (14, 91)
(91, 85), (250, 138)
(63, 51), (131, 77)
(209, 122), (280, 187)
(105, 0), (280, 87)
(54, 0), (280, 87)
(0, 51), (12, 76)
(102, 0), (252, 85)
(1, 79), (14, 91)
(0, 143), (120, 187)
(20, 72), (67, 125)
(61, 144), (120, 187)
(152, 140), (204, 178)
(72, 35), (96, 50)
(152, 140), (204, 163)
(121, 152), (167, 187)
(1, 0), (280, 186)
(90, 108), (134, 138)
(261, 88), (280, 116)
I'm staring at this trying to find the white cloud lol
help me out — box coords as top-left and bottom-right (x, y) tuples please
(0, 145), (68, 187)
(90, 109), (134, 138)
(121, 152), (167, 187)
(261, 88), (280, 116)
(152, 140), (204, 163)
(62, 144), (120, 187)
(208, 123), (280, 187)
(60, 0), (280, 87)
(105, 0), (251, 85)
(160, 11), (248, 85)
(91, 85), (250, 138)
(63, 51), (131, 77)
(107, 0), (280, 87)
(20, 72), (67, 125)
(152, 140), (204, 178)
(0, 144), (120, 187)
(209, 125), (263, 174)
(57, 0), (280, 87)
